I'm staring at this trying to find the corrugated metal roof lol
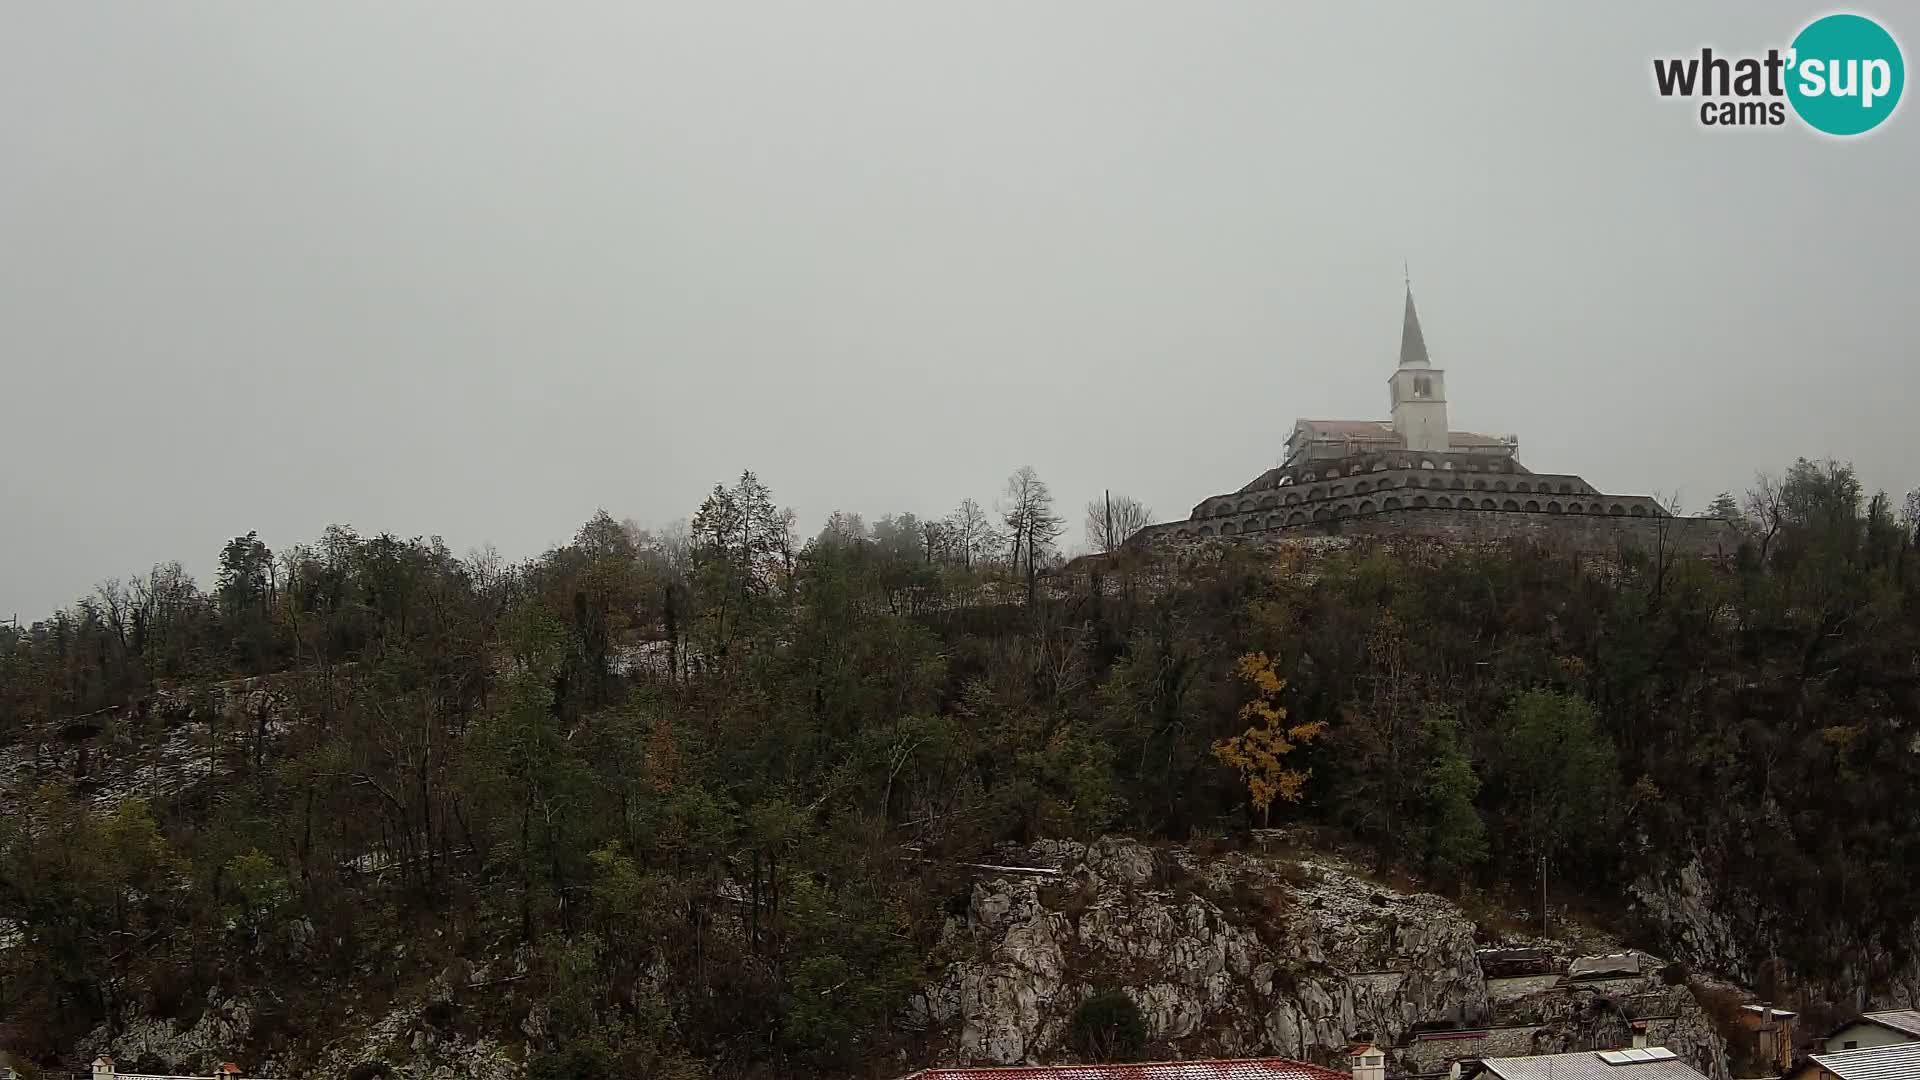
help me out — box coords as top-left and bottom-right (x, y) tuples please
(1810, 1041), (1920, 1080)
(1480, 1048), (1707, 1080)
(897, 1059), (1350, 1080)
(1567, 954), (1644, 980)
(1861, 1009), (1920, 1038)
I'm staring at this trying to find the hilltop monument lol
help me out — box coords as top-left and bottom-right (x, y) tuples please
(1131, 284), (1728, 553)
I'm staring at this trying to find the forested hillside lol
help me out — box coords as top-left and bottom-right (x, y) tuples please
(2, 459), (1918, 1078)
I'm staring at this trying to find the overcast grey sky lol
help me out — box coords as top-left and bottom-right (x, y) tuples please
(3, 2), (1915, 618)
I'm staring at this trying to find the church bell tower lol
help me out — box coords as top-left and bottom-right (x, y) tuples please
(1388, 284), (1450, 453)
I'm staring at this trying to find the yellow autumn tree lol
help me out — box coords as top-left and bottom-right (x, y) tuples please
(1211, 652), (1327, 826)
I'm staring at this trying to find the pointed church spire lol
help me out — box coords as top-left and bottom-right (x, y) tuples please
(1398, 282), (1430, 368)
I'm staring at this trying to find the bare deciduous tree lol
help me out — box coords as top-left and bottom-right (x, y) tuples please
(1648, 490), (1686, 606)
(1746, 472), (1786, 564)
(815, 510), (868, 548)
(1083, 491), (1153, 553)
(920, 518), (953, 564)
(944, 498), (993, 569)
(999, 466), (1063, 603)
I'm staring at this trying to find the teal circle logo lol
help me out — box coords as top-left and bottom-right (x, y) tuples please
(1787, 14), (1904, 135)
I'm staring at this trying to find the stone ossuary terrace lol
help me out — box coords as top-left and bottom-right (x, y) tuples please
(1130, 284), (1724, 554)
(1145, 451), (1667, 542)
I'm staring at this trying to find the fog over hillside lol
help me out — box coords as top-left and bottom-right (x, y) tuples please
(4, 1), (1916, 617)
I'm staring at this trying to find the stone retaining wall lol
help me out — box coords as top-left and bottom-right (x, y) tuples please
(1328, 506), (1739, 555)
(1137, 505), (1740, 557)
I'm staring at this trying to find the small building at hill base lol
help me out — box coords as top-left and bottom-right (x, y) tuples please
(1817, 1008), (1920, 1054)
(1786, 1039), (1920, 1080)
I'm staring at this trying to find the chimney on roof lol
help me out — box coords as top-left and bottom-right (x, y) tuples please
(1351, 1034), (1387, 1080)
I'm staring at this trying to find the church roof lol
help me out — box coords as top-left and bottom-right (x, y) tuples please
(1296, 419), (1396, 438)
(1447, 430), (1514, 447)
(1400, 286), (1430, 368)
(1290, 419), (1510, 446)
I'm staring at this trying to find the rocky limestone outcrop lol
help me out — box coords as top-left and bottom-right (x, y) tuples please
(78, 964), (529, 1080)
(84, 991), (261, 1073)
(910, 837), (1731, 1080)
(1630, 853), (1755, 985)
(287, 1001), (523, 1080)
(1634, 849), (1920, 1011)
(910, 837), (1488, 1069)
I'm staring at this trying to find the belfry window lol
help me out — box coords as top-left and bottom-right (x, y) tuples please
(1413, 376), (1432, 398)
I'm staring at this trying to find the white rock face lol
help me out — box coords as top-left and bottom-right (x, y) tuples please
(910, 837), (1731, 1080)
(83, 993), (525, 1080)
(1631, 854), (1751, 983)
(87, 992), (257, 1071)
(1633, 850), (1920, 1011)
(910, 838), (1490, 1069)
